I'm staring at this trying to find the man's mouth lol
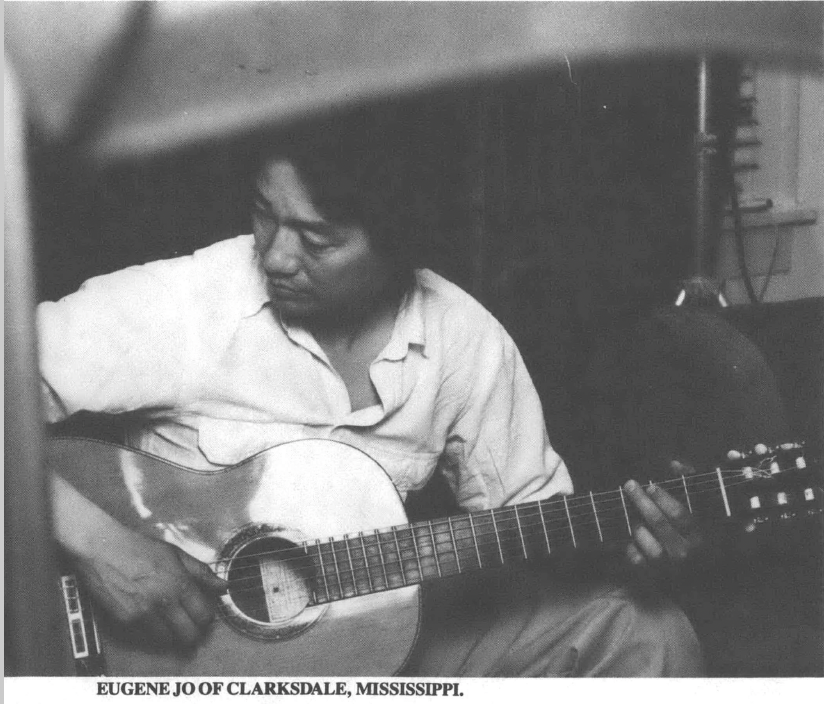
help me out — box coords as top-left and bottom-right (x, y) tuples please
(269, 282), (308, 298)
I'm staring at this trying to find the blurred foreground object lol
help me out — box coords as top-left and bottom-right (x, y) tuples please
(6, 1), (822, 163)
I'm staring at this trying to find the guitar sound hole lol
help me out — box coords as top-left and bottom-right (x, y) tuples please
(226, 536), (313, 626)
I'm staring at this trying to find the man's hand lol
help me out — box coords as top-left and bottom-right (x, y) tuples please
(52, 475), (227, 649)
(73, 526), (227, 648)
(622, 478), (703, 569)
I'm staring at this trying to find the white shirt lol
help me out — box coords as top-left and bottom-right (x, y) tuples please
(38, 235), (572, 510)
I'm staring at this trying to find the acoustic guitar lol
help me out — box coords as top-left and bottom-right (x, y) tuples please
(51, 436), (820, 676)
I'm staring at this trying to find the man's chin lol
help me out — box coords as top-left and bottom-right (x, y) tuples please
(271, 299), (315, 319)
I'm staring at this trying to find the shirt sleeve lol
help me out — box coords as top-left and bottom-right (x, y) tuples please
(440, 316), (573, 511)
(37, 264), (192, 423)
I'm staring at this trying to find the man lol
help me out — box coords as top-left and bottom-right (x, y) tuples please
(40, 110), (702, 675)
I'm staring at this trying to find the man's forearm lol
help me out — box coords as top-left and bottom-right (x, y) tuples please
(51, 473), (127, 558)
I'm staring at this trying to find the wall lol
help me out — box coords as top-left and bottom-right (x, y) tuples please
(722, 69), (824, 304)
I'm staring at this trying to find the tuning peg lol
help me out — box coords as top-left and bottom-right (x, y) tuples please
(775, 441), (807, 469)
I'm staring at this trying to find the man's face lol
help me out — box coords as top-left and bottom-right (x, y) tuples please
(253, 159), (393, 321)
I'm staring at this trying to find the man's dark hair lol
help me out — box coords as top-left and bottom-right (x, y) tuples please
(260, 102), (443, 286)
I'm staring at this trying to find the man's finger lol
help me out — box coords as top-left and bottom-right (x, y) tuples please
(179, 583), (217, 630)
(179, 550), (228, 593)
(624, 480), (682, 547)
(627, 487), (692, 562)
(631, 525), (665, 562)
(626, 542), (646, 567)
(163, 602), (202, 648)
(669, 459), (696, 476)
(643, 483), (695, 534)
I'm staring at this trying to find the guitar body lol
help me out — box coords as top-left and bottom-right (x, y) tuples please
(50, 435), (820, 676)
(49, 437), (421, 676)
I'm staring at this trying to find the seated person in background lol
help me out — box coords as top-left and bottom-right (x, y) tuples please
(40, 106), (703, 676)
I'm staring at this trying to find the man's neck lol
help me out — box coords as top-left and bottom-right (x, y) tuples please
(304, 295), (400, 351)
(297, 294), (403, 412)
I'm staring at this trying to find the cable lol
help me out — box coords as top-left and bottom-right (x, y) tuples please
(728, 166), (760, 304)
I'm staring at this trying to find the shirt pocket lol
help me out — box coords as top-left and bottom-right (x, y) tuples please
(196, 417), (312, 467)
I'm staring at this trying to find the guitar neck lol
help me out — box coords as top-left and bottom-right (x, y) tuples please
(303, 469), (736, 605)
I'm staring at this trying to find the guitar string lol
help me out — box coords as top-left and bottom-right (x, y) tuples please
(214, 487), (808, 596)
(214, 499), (781, 603)
(217, 491), (822, 598)
(215, 472), (804, 584)
(209, 500), (676, 580)
(201, 468), (792, 571)
(206, 478), (813, 595)
(196, 453), (817, 603)
(219, 475), (821, 600)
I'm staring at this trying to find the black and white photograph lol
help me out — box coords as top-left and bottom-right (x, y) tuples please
(5, 0), (823, 695)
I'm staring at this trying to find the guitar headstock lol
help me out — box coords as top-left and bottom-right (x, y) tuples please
(722, 442), (822, 534)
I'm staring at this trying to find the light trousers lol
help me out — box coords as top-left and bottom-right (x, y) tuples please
(404, 564), (704, 677)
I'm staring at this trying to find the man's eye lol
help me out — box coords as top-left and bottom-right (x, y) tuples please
(303, 235), (333, 253)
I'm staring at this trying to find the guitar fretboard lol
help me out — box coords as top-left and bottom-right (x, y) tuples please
(302, 470), (734, 605)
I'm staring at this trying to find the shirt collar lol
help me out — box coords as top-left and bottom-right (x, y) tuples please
(240, 242), (273, 319)
(378, 274), (427, 361)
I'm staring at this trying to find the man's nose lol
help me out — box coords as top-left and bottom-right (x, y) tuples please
(260, 227), (301, 277)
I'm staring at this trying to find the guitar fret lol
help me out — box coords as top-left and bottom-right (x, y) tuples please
(538, 500), (551, 554)
(467, 514), (483, 568)
(343, 536), (358, 596)
(374, 529), (390, 589)
(314, 539), (332, 602)
(590, 491), (603, 543)
(563, 496), (577, 548)
(409, 527), (424, 580)
(329, 540), (345, 598)
(716, 467), (732, 517)
(427, 523), (443, 578)
(490, 510), (505, 564)
(514, 505), (528, 559)
(391, 527), (408, 586)
(619, 486), (632, 535)
(303, 544), (319, 604)
(446, 516), (462, 573)
(522, 503), (548, 559)
(682, 475), (693, 514)
(358, 534), (374, 592)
